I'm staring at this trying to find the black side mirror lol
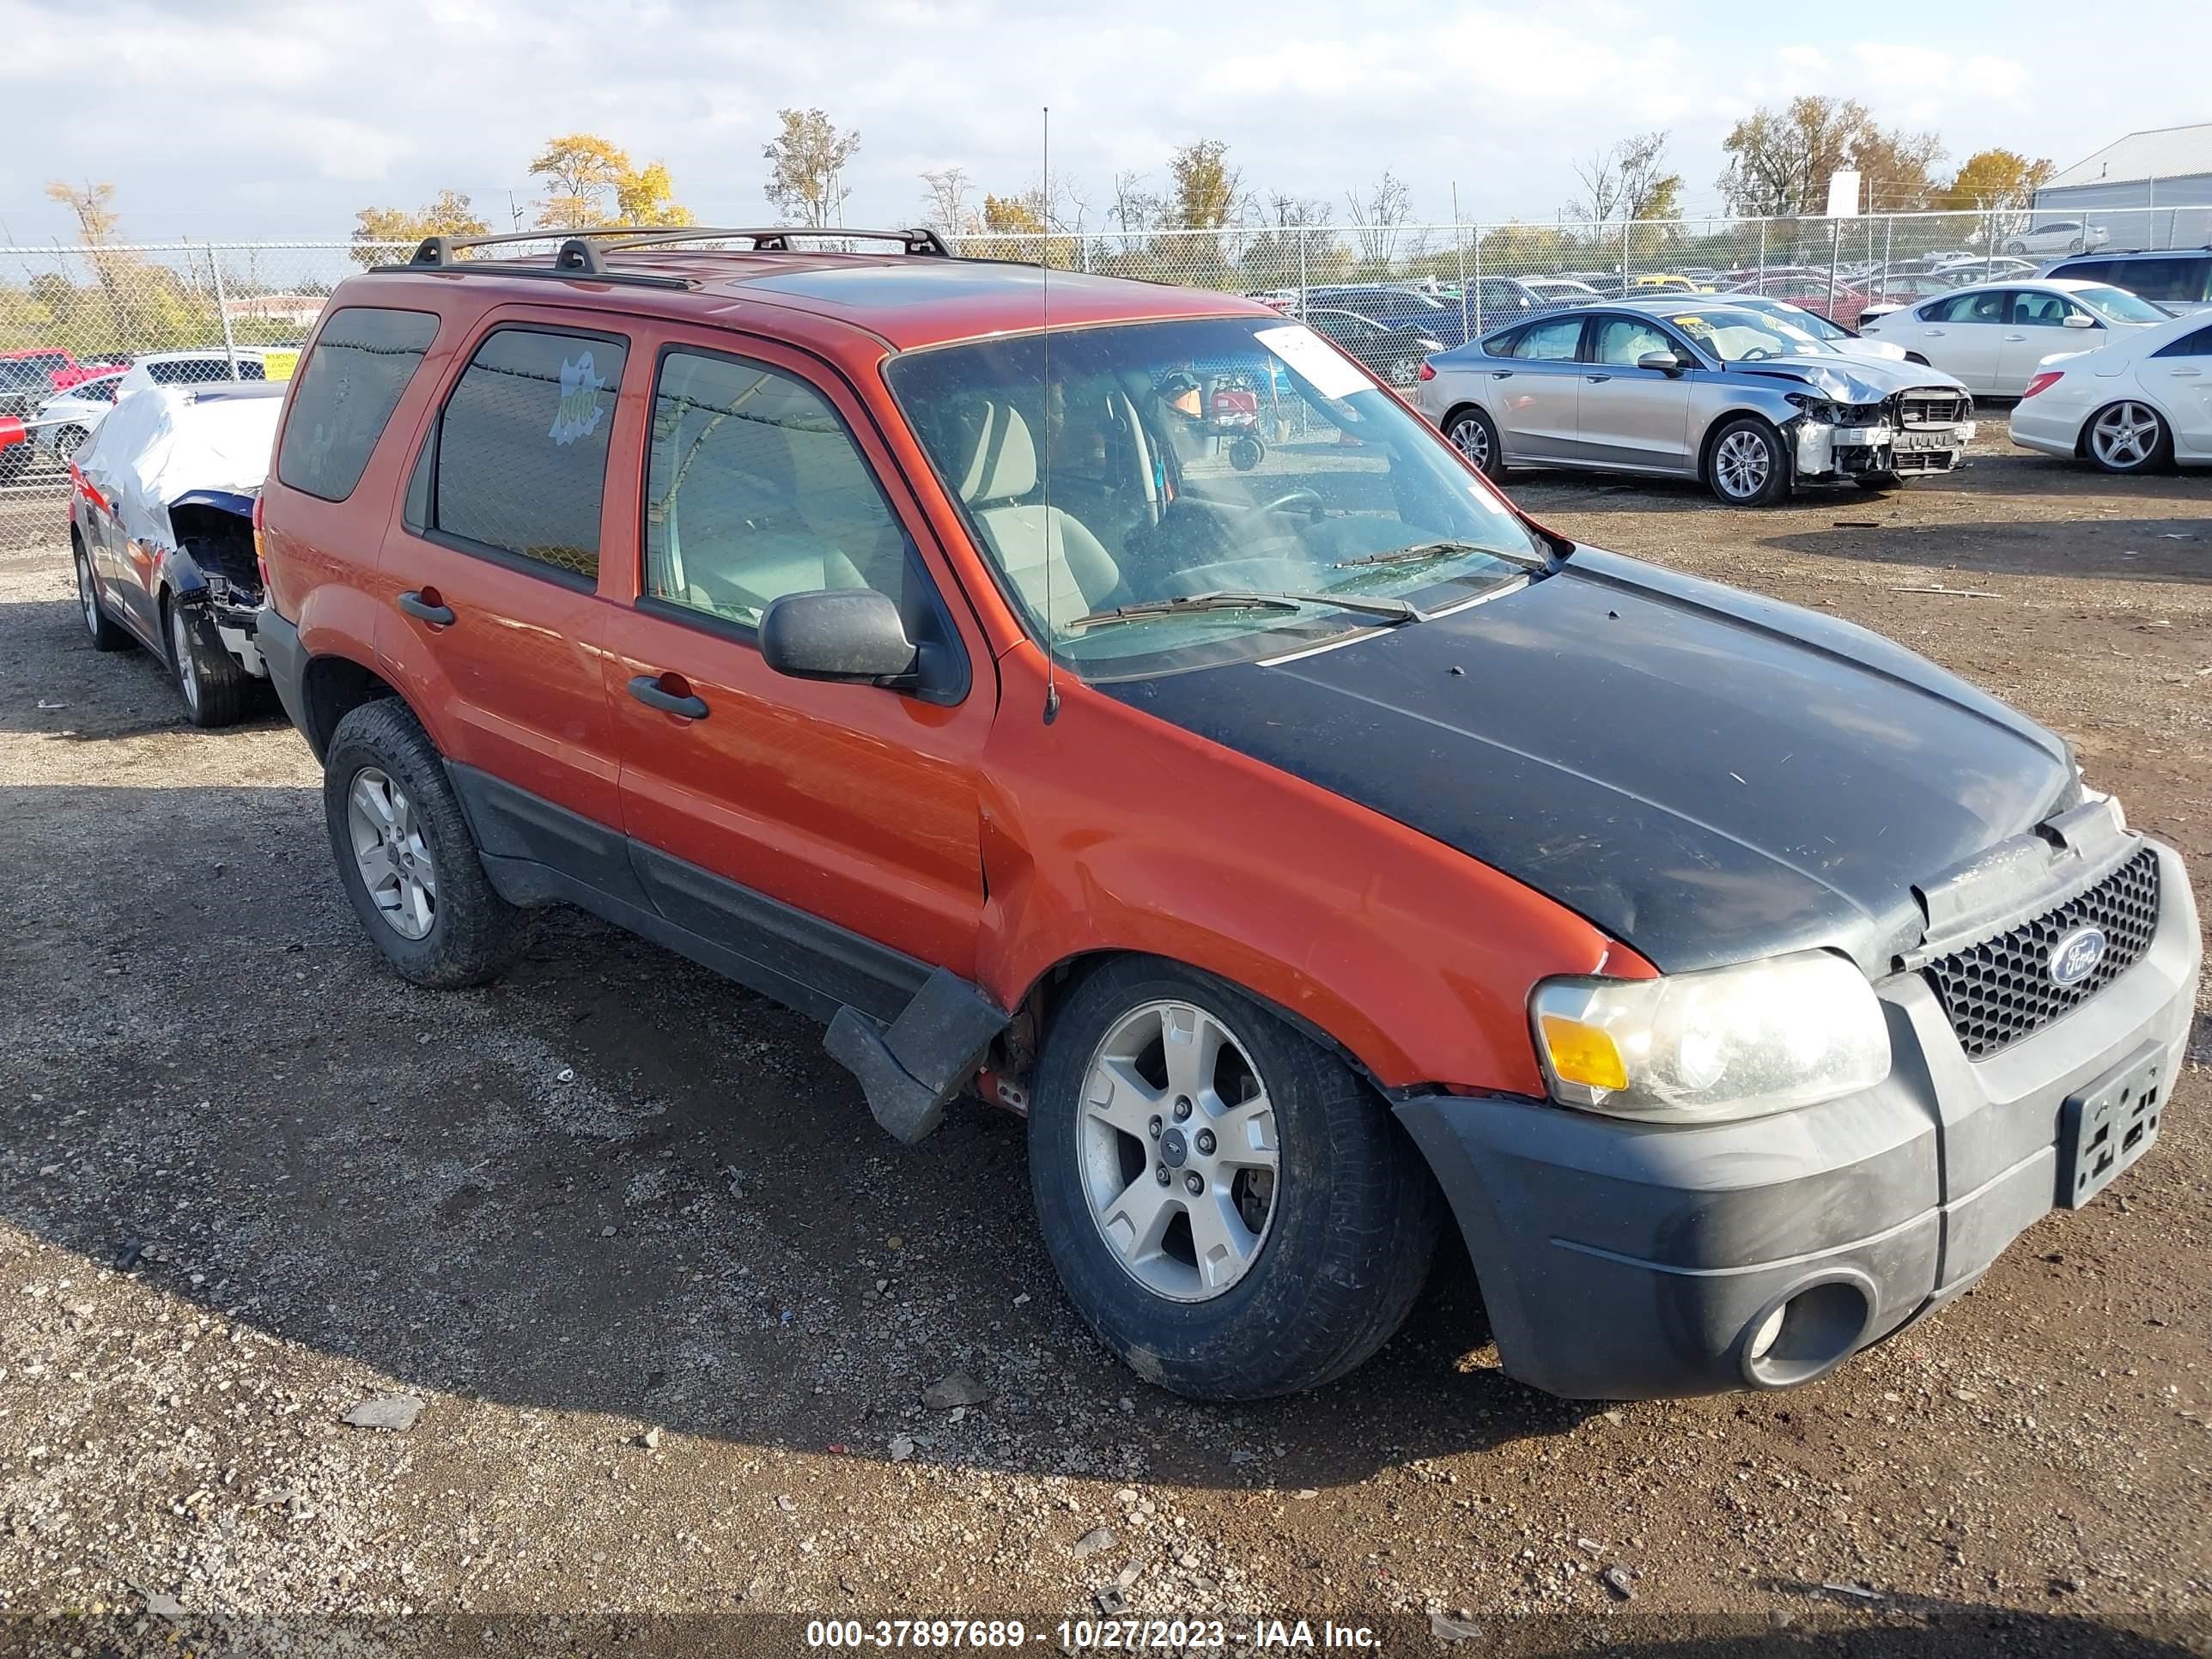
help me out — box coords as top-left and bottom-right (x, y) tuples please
(1637, 350), (1687, 375)
(759, 588), (919, 690)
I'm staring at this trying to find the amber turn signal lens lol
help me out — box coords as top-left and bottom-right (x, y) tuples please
(1538, 1013), (1628, 1092)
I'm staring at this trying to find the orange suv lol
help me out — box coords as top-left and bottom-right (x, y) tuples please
(258, 228), (2199, 1403)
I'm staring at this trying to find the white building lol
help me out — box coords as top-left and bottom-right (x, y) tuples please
(2033, 124), (2212, 250)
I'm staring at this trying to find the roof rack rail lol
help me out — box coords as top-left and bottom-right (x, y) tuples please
(392, 223), (953, 276)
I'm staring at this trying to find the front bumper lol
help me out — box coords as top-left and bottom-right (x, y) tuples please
(1795, 418), (1974, 479)
(1397, 838), (2200, 1401)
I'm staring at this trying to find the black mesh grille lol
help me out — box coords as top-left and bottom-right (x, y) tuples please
(1899, 389), (1972, 427)
(1925, 847), (2160, 1060)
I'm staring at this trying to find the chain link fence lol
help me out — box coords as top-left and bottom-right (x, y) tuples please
(4, 207), (2202, 554)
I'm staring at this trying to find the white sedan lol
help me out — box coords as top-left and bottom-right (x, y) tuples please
(2002, 220), (2108, 258)
(1859, 280), (2170, 396)
(31, 370), (125, 459)
(2009, 307), (2212, 473)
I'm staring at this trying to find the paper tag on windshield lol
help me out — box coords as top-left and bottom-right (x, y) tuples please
(1254, 324), (1373, 401)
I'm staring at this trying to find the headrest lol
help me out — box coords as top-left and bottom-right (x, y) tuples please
(951, 400), (1036, 505)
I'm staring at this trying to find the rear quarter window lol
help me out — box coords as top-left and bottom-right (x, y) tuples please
(276, 307), (439, 502)
(430, 325), (627, 582)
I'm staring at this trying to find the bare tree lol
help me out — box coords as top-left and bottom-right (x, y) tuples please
(1567, 132), (1681, 225)
(1345, 171), (1413, 269)
(919, 167), (976, 235)
(763, 108), (861, 228)
(1110, 171), (1161, 237)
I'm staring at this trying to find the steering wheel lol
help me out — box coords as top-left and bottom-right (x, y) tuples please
(1241, 489), (1322, 520)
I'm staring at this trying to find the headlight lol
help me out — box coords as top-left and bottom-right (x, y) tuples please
(1529, 951), (1890, 1124)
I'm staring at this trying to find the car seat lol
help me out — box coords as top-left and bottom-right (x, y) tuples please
(947, 400), (1122, 632)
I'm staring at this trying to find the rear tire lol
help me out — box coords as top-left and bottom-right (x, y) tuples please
(56, 425), (88, 459)
(166, 596), (250, 728)
(1443, 405), (1504, 478)
(1705, 416), (1789, 507)
(323, 699), (532, 988)
(1028, 956), (1443, 1401)
(74, 540), (127, 652)
(2082, 401), (2172, 475)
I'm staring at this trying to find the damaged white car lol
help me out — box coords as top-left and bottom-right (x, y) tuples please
(70, 382), (283, 726)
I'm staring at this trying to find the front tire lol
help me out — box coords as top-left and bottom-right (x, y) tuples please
(167, 597), (250, 728)
(1028, 957), (1443, 1401)
(2004, 238), (2027, 255)
(1443, 405), (1504, 478)
(323, 699), (531, 987)
(2083, 401), (2172, 474)
(1706, 416), (1789, 507)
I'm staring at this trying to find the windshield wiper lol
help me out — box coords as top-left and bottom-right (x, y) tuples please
(1067, 589), (1427, 631)
(1068, 592), (1303, 629)
(1335, 538), (1493, 569)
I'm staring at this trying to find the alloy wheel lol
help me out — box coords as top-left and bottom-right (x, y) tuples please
(346, 766), (440, 939)
(1077, 1000), (1279, 1303)
(76, 550), (100, 638)
(1714, 428), (1772, 500)
(1448, 415), (1491, 471)
(2089, 403), (2162, 471)
(169, 605), (200, 714)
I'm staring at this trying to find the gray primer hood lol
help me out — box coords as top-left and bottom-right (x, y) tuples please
(1103, 550), (2074, 974)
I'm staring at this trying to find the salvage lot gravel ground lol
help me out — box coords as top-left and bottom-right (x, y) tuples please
(0, 430), (2206, 1657)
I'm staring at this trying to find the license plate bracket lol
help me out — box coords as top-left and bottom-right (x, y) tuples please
(2058, 1042), (2166, 1210)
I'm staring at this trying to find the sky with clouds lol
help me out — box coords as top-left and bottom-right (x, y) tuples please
(1, 0), (2205, 245)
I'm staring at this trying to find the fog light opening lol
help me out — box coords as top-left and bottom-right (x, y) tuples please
(1740, 1279), (1874, 1389)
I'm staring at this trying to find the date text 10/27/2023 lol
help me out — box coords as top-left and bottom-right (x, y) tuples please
(804, 1619), (1382, 1650)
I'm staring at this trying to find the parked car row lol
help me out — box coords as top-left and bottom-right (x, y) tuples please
(64, 230), (2202, 1413)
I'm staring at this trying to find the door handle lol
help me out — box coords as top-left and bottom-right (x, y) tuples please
(1585, 374), (1612, 383)
(2002, 332), (2027, 342)
(396, 589), (455, 627)
(2168, 368), (2202, 379)
(628, 673), (708, 721)
(1925, 328), (1946, 337)
(1491, 369), (1514, 379)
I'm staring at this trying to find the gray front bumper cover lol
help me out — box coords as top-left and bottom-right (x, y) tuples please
(1398, 838), (2200, 1401)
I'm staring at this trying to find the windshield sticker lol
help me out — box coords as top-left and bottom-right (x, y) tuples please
(550, 351), (607, 446)
(1254, 324), (1373, 401)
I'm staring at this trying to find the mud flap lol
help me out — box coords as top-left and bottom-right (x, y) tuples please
(825, 966), (1010, 1146)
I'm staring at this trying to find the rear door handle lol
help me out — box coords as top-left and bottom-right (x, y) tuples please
(1585, 374), (1612, 383)
(1491, 369), (1514, 379)
(2167, 367), (2203, 379)
(628, 673), (708, 721)
(396, 589), (455, 627)
(1924, 328), (1947, 337)
(2002, 332), (2027, 342)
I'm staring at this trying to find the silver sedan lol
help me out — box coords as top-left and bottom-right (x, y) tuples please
(1414, 299), (1976, 506)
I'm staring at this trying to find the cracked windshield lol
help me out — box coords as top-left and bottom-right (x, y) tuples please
(887, 316), (1541, 672)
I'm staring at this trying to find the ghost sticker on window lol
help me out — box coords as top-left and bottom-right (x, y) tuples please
(550, 351), (607, 446)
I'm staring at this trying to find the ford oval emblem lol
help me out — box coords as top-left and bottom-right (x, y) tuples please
(2048, 927), (2108, 988)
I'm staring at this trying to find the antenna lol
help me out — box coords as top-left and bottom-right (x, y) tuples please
(1040, 104), (1060, 726)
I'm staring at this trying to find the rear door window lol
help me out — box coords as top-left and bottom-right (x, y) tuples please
(2153, 325), (2212, 357)
(430, 325), (629, 583)
(1510, 316), (1586, 360)
(1923, 291), (2008, 324)
(276, 307), (439, 501)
